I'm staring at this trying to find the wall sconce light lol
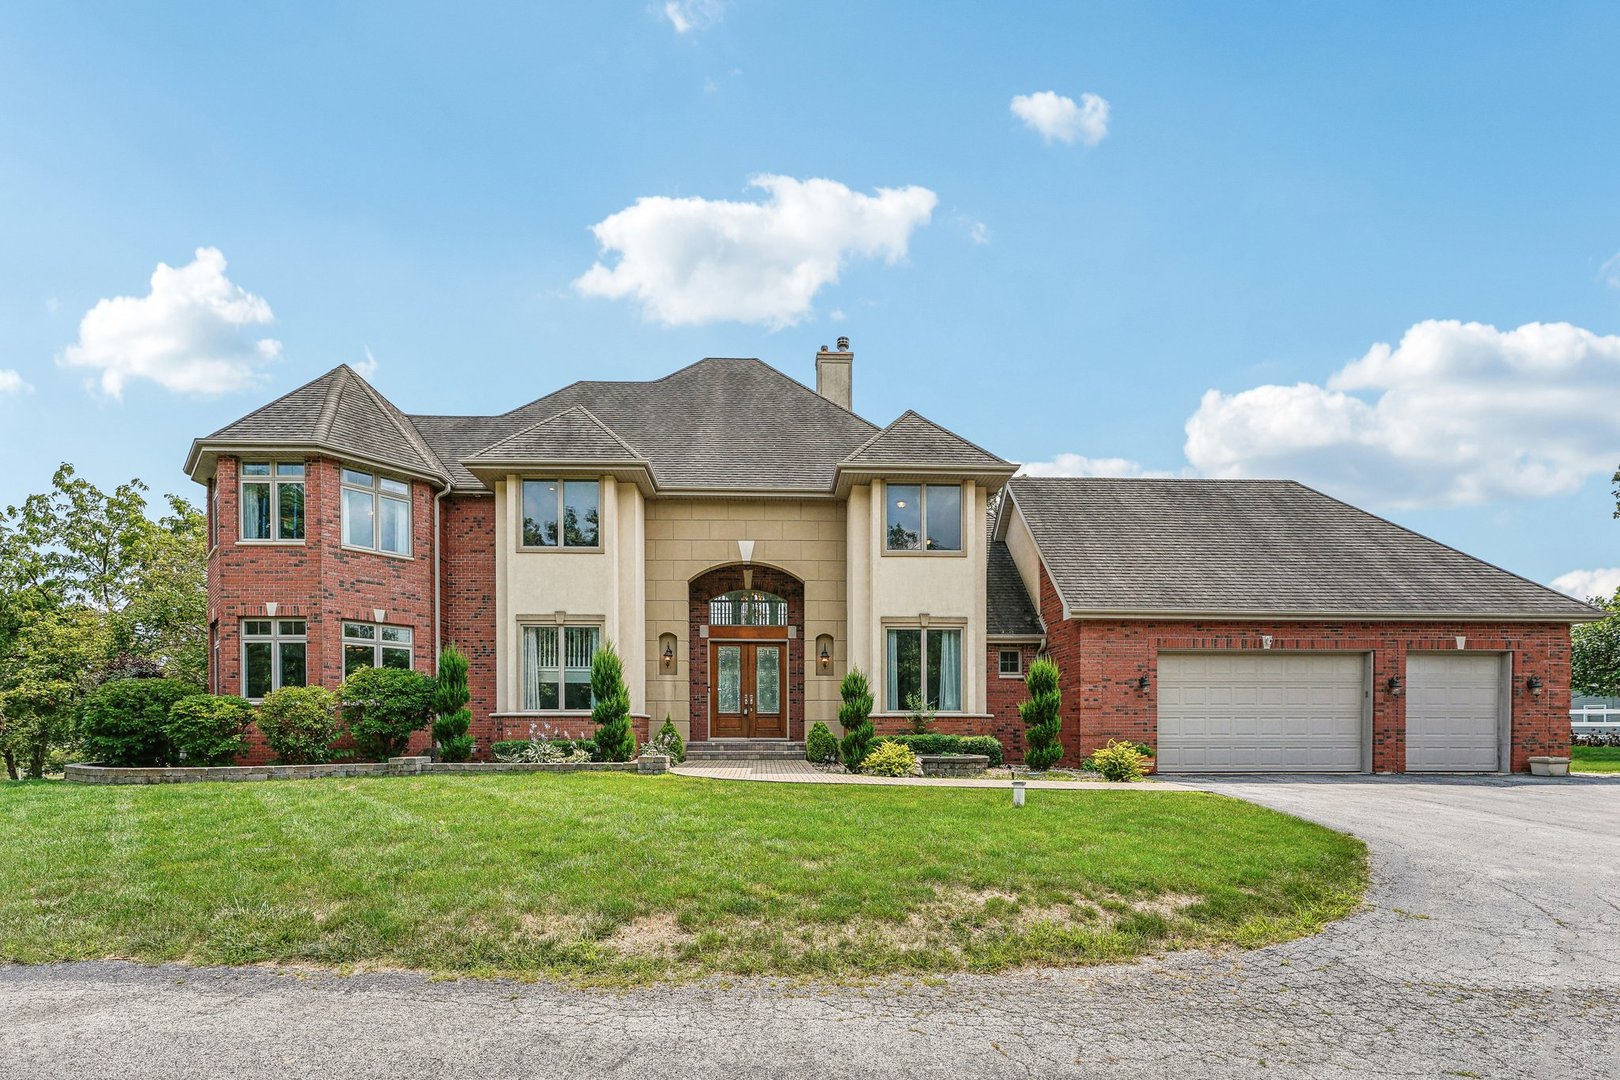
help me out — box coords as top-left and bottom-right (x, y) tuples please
(1526, 675), (1543, 697)
(1133, 675), (1150, 691)
(1386, 676), (1404, 697)
(819, 642), (832, 670)
(658, 632), (677, 675)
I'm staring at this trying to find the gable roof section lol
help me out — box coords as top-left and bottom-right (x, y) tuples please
(840, 410), (1010, 469)
(462, 405), (644, 465)
(185, 364), (445, 483)
(987, 538), (1043, 636)
(1006, 476), (1602, 622)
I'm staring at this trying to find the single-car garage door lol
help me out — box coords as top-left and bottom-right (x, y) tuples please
(1157, 653), (1367, 773)
(1405, 654), (1504, 772)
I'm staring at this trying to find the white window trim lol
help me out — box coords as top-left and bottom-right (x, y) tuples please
(341, 621), (415, 676)
(341, 467), (413, 557)
(515, 620), (602, 713)
(518, 478), (604, 552)
(240, 618), (307, 702)
(882, 481), (966, 556)
(239, 461), (306, 544)
(998, 648), (1024, 679)
(882, 622), (968, 714)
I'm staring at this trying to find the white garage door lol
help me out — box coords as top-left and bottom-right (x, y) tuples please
(1157, 653), (1366, 773)
(1405, 654), (1504, 772)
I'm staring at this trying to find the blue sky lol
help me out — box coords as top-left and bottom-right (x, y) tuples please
(3, 2), (1619, 595)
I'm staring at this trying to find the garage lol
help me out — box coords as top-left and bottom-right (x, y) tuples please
(1157, 652), (1368, 773)
(1405, 654), (1505, 772)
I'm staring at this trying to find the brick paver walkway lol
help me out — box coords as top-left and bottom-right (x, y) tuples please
(672, 757), (1193, 790)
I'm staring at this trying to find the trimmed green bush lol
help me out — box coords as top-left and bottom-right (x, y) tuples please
(340, 666), (437, 760)
(860, 741), (916, 777)
(590, 643), (635, 762)
(256, 685), (343, 765)
(166, 694), (255, 766)
(645, 715), (685, 762)
(432, 644), (475, 763)
(805, 721), (840, 764)
(78, 677), (201, 767)
(1088, 739), (1147, 782)
(1019, 658), (1063, 770)
(837, 668), (875, 770)
(872, 733), (1004, 768)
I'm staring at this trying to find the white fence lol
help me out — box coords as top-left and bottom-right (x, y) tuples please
(1572, 706), (1620, 736)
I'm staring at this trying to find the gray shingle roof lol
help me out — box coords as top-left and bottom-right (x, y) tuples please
(987, 539), (1043, 636)
(1006, 477), (1602, 622)
(841, 410), (1010, 469)
(461, 406), (645, 465)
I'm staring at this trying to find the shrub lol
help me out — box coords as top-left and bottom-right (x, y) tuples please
(591, 642), (636, 762)
(78, 677), (201, 766)
(837, 668), (875, 769)
(1019, 658), (1063, 770)
(872, 733), (1004, 768)
(1574, 731), (1620, 747)
(340, 666), (437, 760)
(1088, 739), (1146, 782)
(861, 741), (916, 777)
(490, 736), (590, 764)
(257, 685), (343, 765)
(805, 721), (840, 764)
(644, 715), (685, 762)
(903, 692), (935, 735)
(94, 653), (167, 685)
(432, 644), (475, 763)
(166, 694), (255, 766)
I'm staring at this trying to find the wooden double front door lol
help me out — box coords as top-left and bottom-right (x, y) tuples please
(709, 639), (786, 738)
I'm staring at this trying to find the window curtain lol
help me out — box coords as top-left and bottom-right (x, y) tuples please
(936, 630), (962, 711)
(886, 630), (902, 711)
(523, 626), (558, 711)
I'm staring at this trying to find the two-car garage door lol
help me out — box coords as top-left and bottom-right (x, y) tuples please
(1157, 651), (1506, 774)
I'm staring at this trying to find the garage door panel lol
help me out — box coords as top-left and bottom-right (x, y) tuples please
(1406, 654), (1502, 772)
(1158, 652), (1365, 774)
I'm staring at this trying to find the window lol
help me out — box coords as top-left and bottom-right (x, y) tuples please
(886, 627), (963, 711)
(521, 479), (601, 548)
(342, 468), (412, 555)
(708, 589), (788, 626)
(242, 619), (307, 699)
(885, 483), (962, 552)
(521, 625), (599, 710)
(342, 622), (414, 677)
(211, 621), (220, 693)
(209, 480), (219, 548)
(240, 462), (305, 542)
(999, 649), (1023, 678)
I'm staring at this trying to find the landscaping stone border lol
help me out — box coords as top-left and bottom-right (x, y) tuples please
(916, 754), (991, 778)
(65, 755), (669, 785)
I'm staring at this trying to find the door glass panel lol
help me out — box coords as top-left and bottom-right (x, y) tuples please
(755, 647), (780, 714)
(718, 646), (742, 712)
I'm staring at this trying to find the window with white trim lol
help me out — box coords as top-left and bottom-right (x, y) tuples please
(885, 483), (962, 552)
(521, 624), (599, 710)
(998, 648), (1023, 678)
(520, 479), (601, 548)
(240, 462), (305, 542)
(242, 619), (307, 699)
(886, 627), (963, 711)
(341, 468), (412, 555)
(342, 622), (414, 677)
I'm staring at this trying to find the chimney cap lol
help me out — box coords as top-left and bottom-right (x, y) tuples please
(836, 336), (849, 351)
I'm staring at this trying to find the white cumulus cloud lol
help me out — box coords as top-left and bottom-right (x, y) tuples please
(57, 247), (281, 398)
(574, 175), (937, 328)
(664, 0), (724, 34)
(0, 369), (29, 395)
(1010, 90), (1110, 146)
(1018, 454), (1178, 479)
(354, 346), (380, 378)
(1184, 320), (1620, 507)
(1552, 567), (1620, 603)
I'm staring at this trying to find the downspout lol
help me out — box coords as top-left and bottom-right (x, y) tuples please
(434, 486), (448, 667)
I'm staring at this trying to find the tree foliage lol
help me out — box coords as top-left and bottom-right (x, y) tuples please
(341, 665), (437, 760)
(837, 668), (875, 769)
(431, 644), (475, 762)
(590, 642), (635, 762)
(1019, 658), (1064, 770)
(1573, 591), (1620, 697)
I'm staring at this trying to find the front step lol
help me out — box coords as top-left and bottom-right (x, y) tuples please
(685, 740), (806, 761)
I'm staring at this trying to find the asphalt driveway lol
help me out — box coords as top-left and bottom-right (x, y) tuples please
(3, 775), (1618, 1078)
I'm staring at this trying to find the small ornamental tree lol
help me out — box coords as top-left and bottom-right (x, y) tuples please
(255, 685), (342, 765)
(590, 642), (635, 762)
(837, 668), (875, 770)
(645, 715), (685, 762)
(1019, 657), (1063, 770)
(805, 721), (840, 764)
(340, 666), (437, 760)
(431, 644), (475, 762)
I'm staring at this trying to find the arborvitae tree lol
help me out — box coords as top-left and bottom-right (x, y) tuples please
(837, 668), (875, 769)
(1019, 658), (1063, 770)
(590, 642), (635, 762)
(432, 643), (474, 762)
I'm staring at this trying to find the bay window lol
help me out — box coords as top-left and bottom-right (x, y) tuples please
(885, 483), (962, 552)
(240, 462), (305, 542)
(242, 619), (307, 699)
(885, 627), (963, 711)
(342, 622), (414, 676)
(521, 479), (601, 548)
(342, 468), (412, 555)
(521, 624), (599, 710)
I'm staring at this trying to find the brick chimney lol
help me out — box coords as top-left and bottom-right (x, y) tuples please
(815, 337), (853, 411)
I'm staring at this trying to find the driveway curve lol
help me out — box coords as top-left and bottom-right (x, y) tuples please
(3, 775), (1617, 1078)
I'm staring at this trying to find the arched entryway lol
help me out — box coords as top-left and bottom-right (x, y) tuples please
(688, 564), (805, 742)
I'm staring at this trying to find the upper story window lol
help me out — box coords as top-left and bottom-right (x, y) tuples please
(342, 621), (414, 677)
(242, 619), (307, 700)
(886, 626), (963, 712)
(521, 479), (600, 549)
(885, 483), (962, 552)
(209, 480), (219, 549)
(342, 468), (412, 555)
(240, 462), (305, 542)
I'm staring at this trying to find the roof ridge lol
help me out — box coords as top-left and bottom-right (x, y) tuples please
(202, 363), (349, 441)
(312, 364), (352, 442)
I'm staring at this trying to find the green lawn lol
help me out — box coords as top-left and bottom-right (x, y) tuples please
(0, 774), (1366, 985)
(1572, 745), (1620, 773)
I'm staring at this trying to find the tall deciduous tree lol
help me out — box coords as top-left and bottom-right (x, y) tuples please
(1572, 591), (1620, 697)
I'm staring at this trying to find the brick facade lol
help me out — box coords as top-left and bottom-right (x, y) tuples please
(438, 495), (498, 753)
(1032, 563), (1572, 773)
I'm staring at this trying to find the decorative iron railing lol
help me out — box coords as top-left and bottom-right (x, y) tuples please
(708, 596), (788, 626)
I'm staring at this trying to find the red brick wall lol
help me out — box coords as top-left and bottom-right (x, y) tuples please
(209, 455), (438, 764)
(1034, 563), (1572, 773)
(983, 642), (1039, 762)
(439, 495), (497, 755)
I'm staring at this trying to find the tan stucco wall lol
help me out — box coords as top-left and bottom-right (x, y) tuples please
(644, 497), (848, 740)
(1002, 499), (1043, 616)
